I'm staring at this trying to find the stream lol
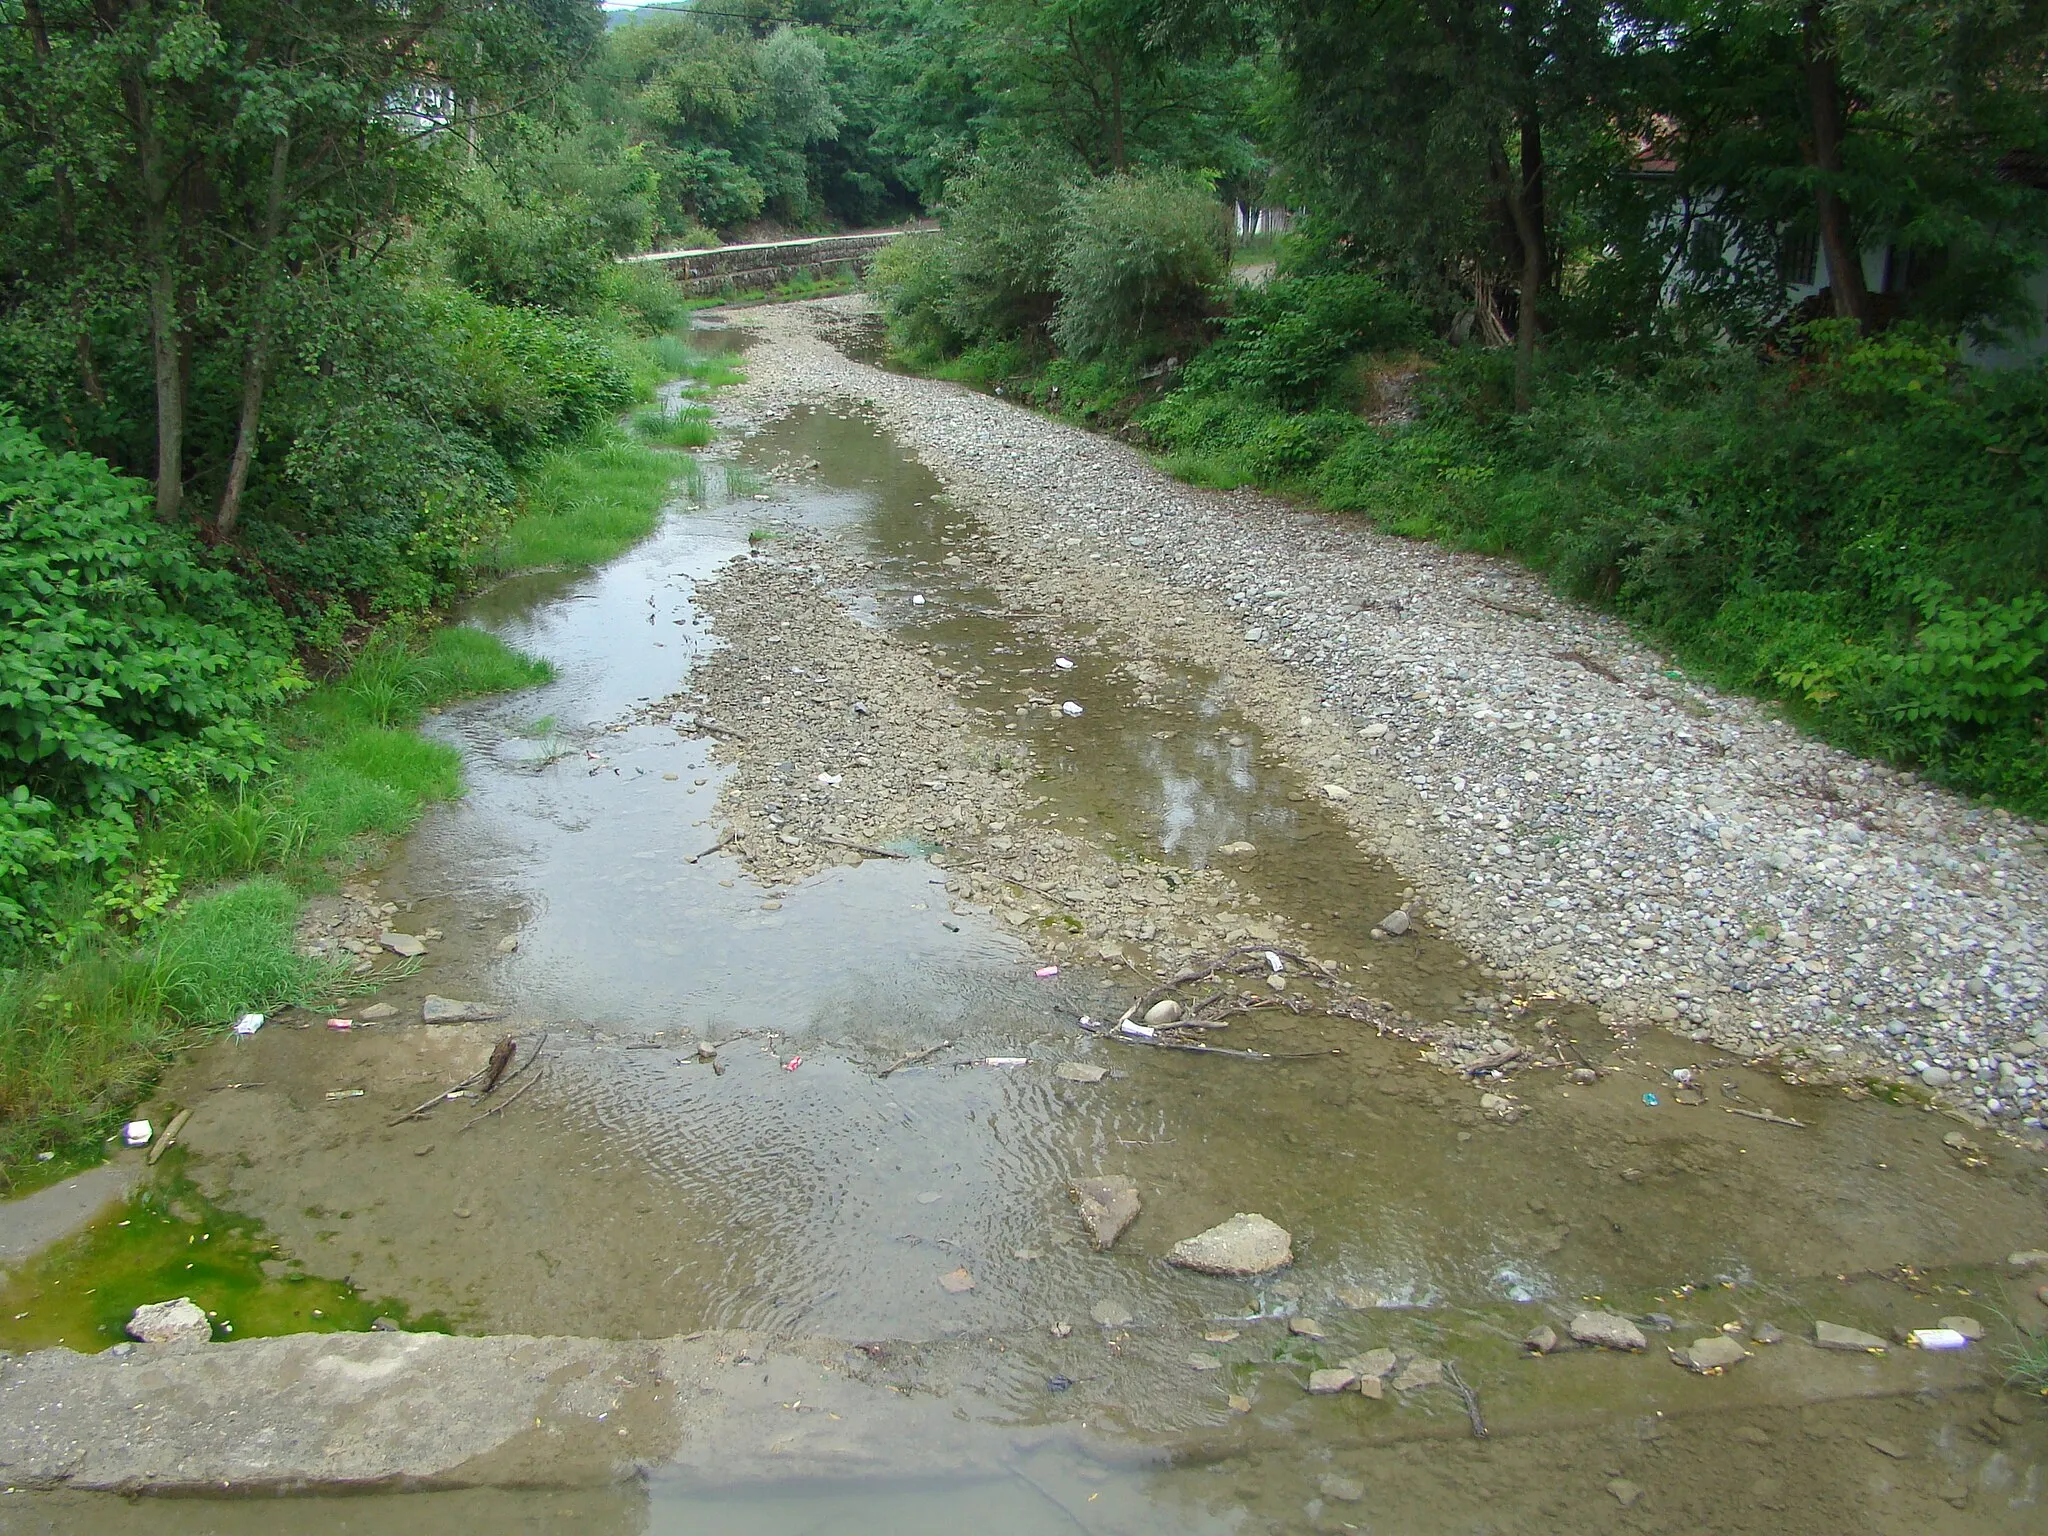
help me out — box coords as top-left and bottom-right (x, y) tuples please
(8, 317), (2047, 1533)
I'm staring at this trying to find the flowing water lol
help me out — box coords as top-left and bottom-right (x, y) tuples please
(10, 320), (2048, 1533)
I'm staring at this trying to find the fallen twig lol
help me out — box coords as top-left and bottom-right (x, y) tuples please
(460, 1063), (545, 1130)
(147, 1108), (193, 1165)
(1444, 1359), (1487, 1439)
(879, 1040), (953, 1077)
(1553, 649), (1625, 685)
(481, 1035), (517, 1094)
(1477, 595), (1547, 621)
(1461, 1045), (1525, 1076)
(687, 830), (740, 862)
(1726, 1106), (1805, 1128)
(388, 1064), (492, 1126)
(824, 836), (910, 860)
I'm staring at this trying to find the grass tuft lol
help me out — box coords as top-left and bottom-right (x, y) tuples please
(496, 430), (701, 571)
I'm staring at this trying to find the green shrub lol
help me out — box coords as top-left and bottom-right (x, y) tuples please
(940, 152), (1074, 343)
(867, 231), (964, 363)
(445, 172), (614, 314)
(0, 411), (300, 936)
(1184, 273), (1427, 409)
(633, 401), (714, 447)
(1053, 173), (1230, 361)
(429, 291), (636, 466)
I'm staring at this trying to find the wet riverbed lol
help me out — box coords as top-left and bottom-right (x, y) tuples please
(9, 319), (2048, 1533)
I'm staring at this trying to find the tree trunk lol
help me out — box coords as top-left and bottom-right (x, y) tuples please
(1108, 52), (1127, 173)
(216, 133), (291, 541)
(1504, 107), (1546, 412)
(123, 54), (184, 522)
(1801, 4), (1872, 328)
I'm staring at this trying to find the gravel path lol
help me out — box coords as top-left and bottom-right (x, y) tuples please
(712, 297), (2048, 1135)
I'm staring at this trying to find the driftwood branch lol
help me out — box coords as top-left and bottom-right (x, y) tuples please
(878, 1040), (952, 1077)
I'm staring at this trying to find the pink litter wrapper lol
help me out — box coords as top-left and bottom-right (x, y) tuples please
(1034, 966), (1059, 978)
(326, 1018), (353, 1030)
(784, 1056), (802, 1071)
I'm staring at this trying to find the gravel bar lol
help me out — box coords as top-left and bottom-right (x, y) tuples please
(709, 297), (2048, 1136)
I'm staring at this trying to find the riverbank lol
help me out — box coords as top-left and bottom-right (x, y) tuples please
(712, 296), (2048, 1136)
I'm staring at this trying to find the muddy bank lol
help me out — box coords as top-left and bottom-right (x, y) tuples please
(714, 298), (2048, 1136)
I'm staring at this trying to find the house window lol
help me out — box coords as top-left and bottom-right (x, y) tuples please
(1779, 231), (1819, 286)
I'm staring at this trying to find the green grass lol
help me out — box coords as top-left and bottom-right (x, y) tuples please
(495, 429), (702, 570)
(633, 401), (715, 448)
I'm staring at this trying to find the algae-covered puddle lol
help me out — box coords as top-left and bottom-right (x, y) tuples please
(8, 322), (2047, 1532)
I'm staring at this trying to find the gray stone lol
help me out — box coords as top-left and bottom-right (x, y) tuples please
(2008, 1249), (2048, 1271)
(1090, 1299), (1133, 1328)
(1379, 910), (1411, 936)
(1678, 1334), (1748, 1372)
(1307, 1368), (1358, 1395)
(1937, 1315), (1985, 1341)
(422, 995), (506, 1024)
(1319, 1474), (1365, 1502)
(1607, 1479), (1642, 1508)
(1069, 1177), (1141, 1250)
(1921, 1066), (1954, 1088)
(1568, 1310), (1647, 1351)
(1865, 1436), (1908, 1459)
(1187, 1353), (1223, 1372)
(1167, 1213), (1292, 1276)
(1814, 1321), (1888, 1352)
(1523, 1325), (1558, 1354)
(1347, 1348), (1398, 1381)
(1391, 1357), (1442, 1391)
(496, 936), (520, 954)
(1752, 1321), (1785, 1345)
(378, 932), (426, 958)
(1055, 1062), (1108, 1083)
(1287, 1316), (1327, 1339)
(1335, 1285), (1382, 1310)
(1216, 841), (1258, 858)
(1143, 999), (1184, 1025)
(357, 1003), (397, 1022)
(126, 1298), (210, 1345)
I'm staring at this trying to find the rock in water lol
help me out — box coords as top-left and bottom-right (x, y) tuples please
(1379, 910), (1411, 936)
(127, 1297), (211, 1345)
(1167, 1213), (1292, 1276)
(1287, 1316), (1327, 1339)
(1090, 1299), (1133, 1328)
(1319, 1475), (1365, 1503)
(1814, 1321), (1888, 1352)
(1216, 841), (1258, 858)
(1523, 1325), (1559, 1355)
(938, 1267), (975, 1294)
(1678, 1335), (1748, 1372)
(422, 995), (506, 1024)
(1347, 1348), (1398, 1381)
(378, 931), (426, 958)
(1391, 1357), (1443, 1391)
(1307, 1368), (1359, 1395)
(1939, 1315), (1986, 1341)
(1070, 1177), (1141, 1250)
(1055, 1061), (1108, 1083)
(1143, 999), (1184, 1025)
(1569, 1311), (1647, 1351)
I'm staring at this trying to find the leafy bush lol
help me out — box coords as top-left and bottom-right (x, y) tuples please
(0, 411), (299, 935)
(867, 231), (965, 363)
(1183, 273), (1427, 408)
(431, 291), (636, 465)
(940, 152), (1074, 343)
(1053, 173), (1230, 360)
(445, 171), (614, 314)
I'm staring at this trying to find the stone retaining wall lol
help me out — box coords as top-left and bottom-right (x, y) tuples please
(623, 231), (911, 297)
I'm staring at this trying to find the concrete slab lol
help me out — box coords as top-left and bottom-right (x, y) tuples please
(0, 1160), (146, 1273)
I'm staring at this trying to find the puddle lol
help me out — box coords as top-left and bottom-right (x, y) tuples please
(16, 327), (2048, 1529)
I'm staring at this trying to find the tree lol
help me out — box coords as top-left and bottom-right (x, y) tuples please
(0, 0), (600, 535)
(1269, 0), (1614, 408)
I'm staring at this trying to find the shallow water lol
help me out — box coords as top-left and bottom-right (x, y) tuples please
(15, 321), (2048, 1532)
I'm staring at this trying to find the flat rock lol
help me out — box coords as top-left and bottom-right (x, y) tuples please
(1607, 1479), (1642, 1508)
(422, 996), (505, 1025)
(1306, 1368), (1358, 1395)
(1379, 910), (1410, 936)
(1287, 1316), (1326, 1339)
(1865, 1436), (1908, 1459)
(1069, 1177), (1141, 1250)
(937, 1267), (975, 1294)
(1335, 1285), (1382, 1310)
(1569, 1310), (1646, 1351)
(1346, 1348), (1397, 1380)
(1678, 1334), (1748, 1372)
(2007, 1249), (2048, 1271)
(1187, 1353), (1223, 1372)
(1216, 841), (1258, 858)
(127, 1298), (210, 1345)
(357, 1003), (397, 1022)
(378, 932), (426, 958)
(1939, 1315), (1985, 1341)
(1090, 1299), (1133, 1329)
(1391, 1357), (1442, 1391)
(1319, 1474), (1365, 1502)
(1055, 1062), (1108, 1083)
(1814, 1321), (1888, 1352)
(1166, 1213), (1292, 1276)
(1523, 1325), (1558, 1355)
